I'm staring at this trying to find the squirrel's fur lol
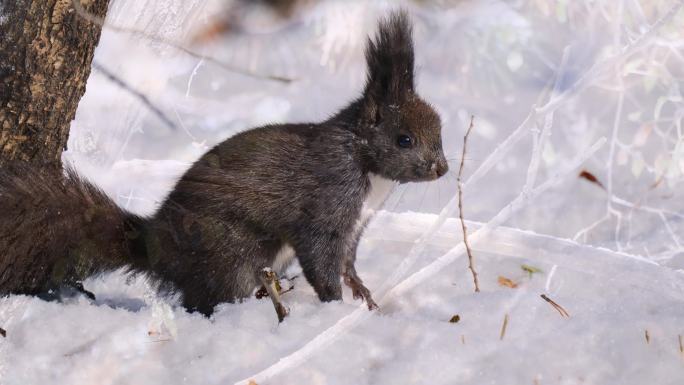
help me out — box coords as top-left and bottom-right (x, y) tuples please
(0, 11), (448, 315)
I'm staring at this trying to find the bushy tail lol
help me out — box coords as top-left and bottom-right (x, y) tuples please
(0, 163), (142, 295)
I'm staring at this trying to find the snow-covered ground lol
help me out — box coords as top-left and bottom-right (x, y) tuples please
(3, 0), (684, 384)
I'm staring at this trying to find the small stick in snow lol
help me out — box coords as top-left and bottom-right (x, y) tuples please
(461, 334), (466, 345)
(645, 329), (650, 344)
(540, 294), (569, 317)
(259, 268), (290, 323)
(678, 335), (683, 355)
(256, 274), (297, 299)
(458, 115), (480, 293)
(499, 313), (509, 340)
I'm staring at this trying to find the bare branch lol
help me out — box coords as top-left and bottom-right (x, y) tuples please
(458, 115), (480, 292)
(91, 61), (178, 131)
(71, 0), (294, 83)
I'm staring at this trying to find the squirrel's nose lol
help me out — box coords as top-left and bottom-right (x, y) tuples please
(432, 159), (448, 178)
(436, 162), (448, 177)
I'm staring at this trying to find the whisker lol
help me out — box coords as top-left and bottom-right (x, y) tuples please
(446, 157), (482, 161)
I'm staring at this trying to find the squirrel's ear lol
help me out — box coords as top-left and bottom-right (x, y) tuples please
(362, 10), (415, 121)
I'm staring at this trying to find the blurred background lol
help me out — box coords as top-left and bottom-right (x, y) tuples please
(68, 0), (684, 270)
(3, 2), (684, 384)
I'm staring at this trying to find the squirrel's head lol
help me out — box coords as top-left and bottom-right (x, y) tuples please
(356, 11), (448, 183)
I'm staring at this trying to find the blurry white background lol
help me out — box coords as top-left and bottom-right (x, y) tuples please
(2, 1), (684, 384)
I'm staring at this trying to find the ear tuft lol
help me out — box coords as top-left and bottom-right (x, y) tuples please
(364, 10), (415, 103)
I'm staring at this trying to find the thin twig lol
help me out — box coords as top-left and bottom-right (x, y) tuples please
(645, 329), (650, 344)
(391, 138), (605, 299)
(458, 115), (480, 292)
(147, 338), (173, 343)
(92, 61), (178, 131)
(678, 334), (682, 355)
(499, 313), (509, 340)
(540, 294), (570, 317)
(231, 137), (606, 385)
(71, 0), (293, 83)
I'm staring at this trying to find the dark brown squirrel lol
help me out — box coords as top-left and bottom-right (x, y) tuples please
(0, 11), (448, 318)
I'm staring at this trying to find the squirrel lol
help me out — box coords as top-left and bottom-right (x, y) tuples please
(0, 11), (448, 319)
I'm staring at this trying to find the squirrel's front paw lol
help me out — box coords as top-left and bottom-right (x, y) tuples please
(344, 273), (379, 311)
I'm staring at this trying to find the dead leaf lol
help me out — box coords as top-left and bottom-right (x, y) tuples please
(449, 315), (461, 323)
(632, 124), (653, 147)
(497, 276), (519, 289)
(578, 170), (605, 190)
(0, 327), (5, 338)
(650, 175), (664, 190)
(192, 18), (233, 44)
(521, 264), (543, 278)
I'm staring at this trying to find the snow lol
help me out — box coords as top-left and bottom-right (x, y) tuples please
(3, 0), (684, 384)
(3, 212), (684, 384)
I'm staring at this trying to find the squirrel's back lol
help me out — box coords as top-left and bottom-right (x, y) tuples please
(0, 163), (142, 295)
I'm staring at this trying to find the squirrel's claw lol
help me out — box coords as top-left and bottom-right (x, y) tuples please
(343, 271), (379, 311)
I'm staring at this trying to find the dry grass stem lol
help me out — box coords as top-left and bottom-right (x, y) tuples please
(458, 115), (480, 292)
(645, 329), (650, 344)
(679, 335), (683, 355)
(499, 313), (509, 340)
(540, 294), (570, 317)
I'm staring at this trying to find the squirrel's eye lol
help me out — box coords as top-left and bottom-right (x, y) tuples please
(397, 135), (413, 148)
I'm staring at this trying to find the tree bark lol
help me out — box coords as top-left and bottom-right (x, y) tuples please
(0, 0), (109, 167)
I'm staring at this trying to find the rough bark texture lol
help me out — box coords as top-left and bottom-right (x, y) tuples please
(0, 0), (109, 167)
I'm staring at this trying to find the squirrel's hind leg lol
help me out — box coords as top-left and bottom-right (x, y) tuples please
(343, 264), (378, 310)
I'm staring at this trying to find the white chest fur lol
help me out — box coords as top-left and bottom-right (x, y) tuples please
(361, 173), (396, 222)
(355, 173), (396, 236)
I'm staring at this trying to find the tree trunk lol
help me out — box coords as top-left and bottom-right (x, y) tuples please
(0, 0), (110, 167)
